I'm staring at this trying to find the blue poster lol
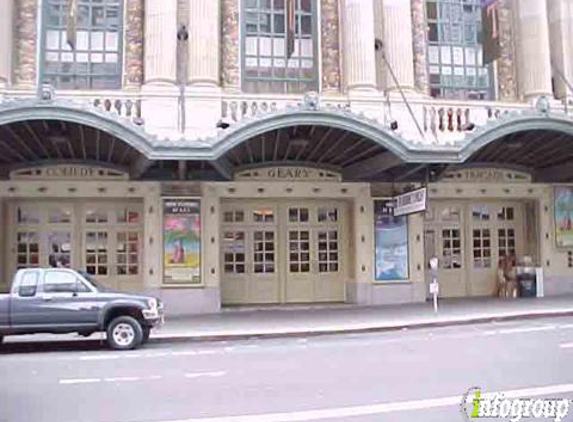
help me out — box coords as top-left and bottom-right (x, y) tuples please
(374, 200), (409, 281)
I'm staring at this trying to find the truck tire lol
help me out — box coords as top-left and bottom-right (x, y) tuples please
(106, 316), (143, 350)
(141, 326), (151, 344)
(0, 335), (3, 345)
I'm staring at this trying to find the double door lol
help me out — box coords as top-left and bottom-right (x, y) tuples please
(221, 200), (348, 304)
(8, 200), (143, 288)
(424, 201), (527, 297)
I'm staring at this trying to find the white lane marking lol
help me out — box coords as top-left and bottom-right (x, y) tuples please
(172, 351), (198, 356)
(484, 326), (556, 336)
(59, 378), (101, 385)
(184, 371), (226, 379)
(149, 375), (163, 380)
(559, 342), (573, 349)
(103, 376), (140, 383)
(146, 383), (573, 422)
(79, 355), (121, 361)
(559, 324), (573, 329)
(498, 326), (556, 334)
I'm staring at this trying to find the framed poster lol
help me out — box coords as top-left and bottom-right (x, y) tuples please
(163, 198), (201, 284)
(374, 199), (409, 281)
(554, 187), (573, 248)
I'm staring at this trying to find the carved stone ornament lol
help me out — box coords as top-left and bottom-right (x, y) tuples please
(303, 91), (320, 111)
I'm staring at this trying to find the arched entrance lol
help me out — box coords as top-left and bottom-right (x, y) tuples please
(211, 113), (409, 305)
(0, 101), (157, 292)
(426, 116), (573, 298)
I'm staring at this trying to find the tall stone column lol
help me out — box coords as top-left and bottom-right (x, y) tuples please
(515, 0), (553, 100)
(548, 0), (573, 100)
(187, 0), (220, 87)
(342, 0), (377, 92)
(0, 0), (13, 88)
(144, 0), (177, 84)
(382, 0), (415, 92)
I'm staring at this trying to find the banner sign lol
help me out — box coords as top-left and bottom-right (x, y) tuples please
(554, 187), (573, 248)
(163, 198), (201, 284)
(374, 200), (409, 281)
(482, 0), (501, 65)
(393, 188), (427, 217)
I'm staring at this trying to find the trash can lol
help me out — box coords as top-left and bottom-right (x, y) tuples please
(517, 268), (537, 298)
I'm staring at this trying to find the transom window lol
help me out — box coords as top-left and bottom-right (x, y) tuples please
(43, 0), (123, 89)
(425, 0), (492, 100)
(242, 0), (318, 93)
(289, 208), (309, 223)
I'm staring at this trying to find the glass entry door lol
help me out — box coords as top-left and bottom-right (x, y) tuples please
(221, 199), (348, 305)
(7, 200), (143, 290)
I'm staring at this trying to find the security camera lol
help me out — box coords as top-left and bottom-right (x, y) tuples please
(374, 38), (383, 51)
(177, 24), (189, 42)
(216, 119), (231, 129)
(389, 120), (398, 131)
(462, 122), (475, 131)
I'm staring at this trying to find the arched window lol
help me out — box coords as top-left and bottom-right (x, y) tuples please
(43, 0), (123, 90)
(425, 0), (493, 100)
(242, 0), (318, 94)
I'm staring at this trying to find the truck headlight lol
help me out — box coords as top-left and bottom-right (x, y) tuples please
(147, 298), (157, 309)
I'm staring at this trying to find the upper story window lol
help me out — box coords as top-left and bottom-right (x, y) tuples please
(43, 0), (123, 90)
(242, 0), (318, 94)
(426, 0), (492, 100)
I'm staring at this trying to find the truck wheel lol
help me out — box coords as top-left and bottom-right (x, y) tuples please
(106, 316), (143, 350)
(0, 335), (3, 345)
(141, 326), (151, 344)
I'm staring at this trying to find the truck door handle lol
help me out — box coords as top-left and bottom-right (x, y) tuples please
(42, 296), (54, 302)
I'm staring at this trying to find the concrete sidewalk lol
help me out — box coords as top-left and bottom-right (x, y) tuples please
(4, 295), (573, 345)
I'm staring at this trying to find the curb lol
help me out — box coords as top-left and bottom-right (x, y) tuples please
(147, 309), (573, 344)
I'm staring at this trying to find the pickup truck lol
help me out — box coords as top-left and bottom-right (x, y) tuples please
(0, 268), (164, 350)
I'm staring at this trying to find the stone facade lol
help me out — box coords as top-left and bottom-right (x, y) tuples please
(221, 0), (240, 91)
(14, 0), (37, 88)
(321, 0), (341, 93)
(497, 0), (517, 101)
(124, 0), (145, 88)
(410, 0), (429, 95)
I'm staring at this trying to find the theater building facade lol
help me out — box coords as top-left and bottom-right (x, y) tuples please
(1, 0), (573, 315)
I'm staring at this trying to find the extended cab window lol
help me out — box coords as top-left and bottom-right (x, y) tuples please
(18, 271), (39, 297)
(43, 271), (90, 294)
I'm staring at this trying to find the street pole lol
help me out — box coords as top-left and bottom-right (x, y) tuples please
(429, 256), (439, 314)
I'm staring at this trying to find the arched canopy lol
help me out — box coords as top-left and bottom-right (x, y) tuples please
(0, 99), (155, 179)
(208, 108), (429, 181)
(211, 109), (414, 161)
(459, 112), (573, 182)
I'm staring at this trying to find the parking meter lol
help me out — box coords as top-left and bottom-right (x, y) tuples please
(429, 256), (439, 313)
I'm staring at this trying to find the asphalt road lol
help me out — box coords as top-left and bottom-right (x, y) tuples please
(1, 317), (573, 422)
